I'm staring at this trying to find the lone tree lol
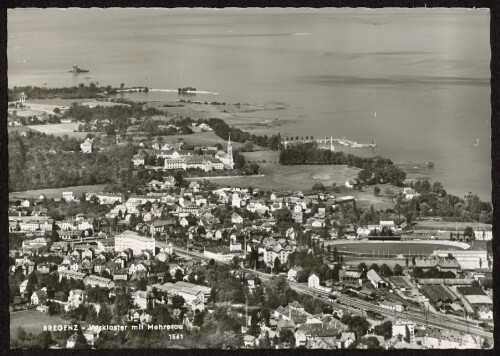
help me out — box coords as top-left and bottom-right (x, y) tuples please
(393, 264), (403, 276)
(172, 295), (185, 309)
(312, 182), (326, 192)
(373, 186), (381, 197)
(464, 226), (474, 240)
(273, 257), (281, 273)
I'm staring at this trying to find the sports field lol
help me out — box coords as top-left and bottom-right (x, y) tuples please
(325, 241), (470, 256)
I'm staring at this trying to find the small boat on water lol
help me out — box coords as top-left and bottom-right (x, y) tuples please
(69, 65), (89, 73)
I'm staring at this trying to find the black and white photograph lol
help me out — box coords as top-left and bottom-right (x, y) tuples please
(6, 6), (494, 350)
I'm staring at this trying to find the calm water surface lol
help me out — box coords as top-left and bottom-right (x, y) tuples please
(8, 8), (491, 200)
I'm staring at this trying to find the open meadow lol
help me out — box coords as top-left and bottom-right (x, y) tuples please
(27, 123), (80, 134)
(10, 309), (70, 335)
(200, 163), (360, 192)
(10, 184), (108, 199)
(123, 131), (247, 149)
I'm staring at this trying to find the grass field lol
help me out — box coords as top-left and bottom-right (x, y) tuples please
(126, 131), (247, 149)
(10, 309), (70, 335)
(242, 151), (280, 164)
(348, 183), (401, 210)
(200, 163), (360, 192)
(13, 109), (46, 117)
(29, 98), (89, 106)
(27, 123), (80, 134)
(9, 184), (108, 199)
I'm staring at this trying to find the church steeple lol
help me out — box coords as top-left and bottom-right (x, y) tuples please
(227, 133), (233, 158)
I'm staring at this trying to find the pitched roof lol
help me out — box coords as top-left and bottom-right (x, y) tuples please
(367, 269), (384, 284)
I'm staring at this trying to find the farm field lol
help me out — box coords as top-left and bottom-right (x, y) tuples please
(10, 309), (70, 335)
(9, 184), (107, 199)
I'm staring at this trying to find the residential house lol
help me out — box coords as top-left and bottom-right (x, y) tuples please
(288, 266), (303, 282)
(65, 289), (86, 312)
(308, 273), (320, 289)
(31, 289), (48, 305)
(337, 332), (356, 349)
(132, 290), (155, 309)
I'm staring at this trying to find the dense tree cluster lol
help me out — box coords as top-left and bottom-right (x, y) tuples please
(394, 180), (492, 224)
(9, 131), (136, 192)
(341, 314), (371, 338)
(70, 103), (193, 135)
(205, 265), (246, 304)
(374, 320), (393, 340)
(279, 143), (406, 186)
(8, 83), (116, 101)
(413, 267), (456, 279)
(207, 118), (281, 150)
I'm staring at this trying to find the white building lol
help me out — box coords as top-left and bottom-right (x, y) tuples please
(86, 192), (124, 205)
(19, 92), (28, 103)
(231, 213), (243, 224)
(65, 289), (86, 312)
(115, 230), (156, 256)
(433, 250), (488, 270)
(392, 320), (415, 344)
(204, 246), (240, 263)
(62, 191), (75, 201)
(473, 229), (493, 241)
(149, 282), (204, 311)
(288, 266), (303, 282)
(367, 269), (388, 289)
(380, 220), (396, 230)
(403, 187), (420, 200)
(84, 275), (115, 289)
(132, 153), (146, 166)
(80, 138), (93, 153)
(308, 273), (320, 289)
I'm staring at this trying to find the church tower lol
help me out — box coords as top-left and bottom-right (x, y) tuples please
(227, 134), (234, 168)
(330, 136), (335, 152)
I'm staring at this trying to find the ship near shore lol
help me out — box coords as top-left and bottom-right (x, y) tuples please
(69, 65), (89, 73)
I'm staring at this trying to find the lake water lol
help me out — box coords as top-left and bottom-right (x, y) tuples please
(8, 8), (491, 200)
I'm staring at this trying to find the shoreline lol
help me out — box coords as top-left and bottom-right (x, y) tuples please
(185, 174), (265, 180)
